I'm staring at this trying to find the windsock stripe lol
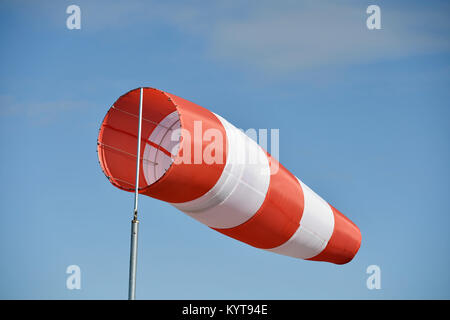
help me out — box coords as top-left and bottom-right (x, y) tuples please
(142, 92), (228, 203)
(308, 205), (362, 264)
(171, 114), (271, 229)
(267, 179), (334, 259)
(214, 156), (304, 249)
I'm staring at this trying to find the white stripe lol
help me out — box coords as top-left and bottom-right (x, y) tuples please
(267, 179), (334, 259)
(143, 111), (180, 185)
(171, 113), (271, 229)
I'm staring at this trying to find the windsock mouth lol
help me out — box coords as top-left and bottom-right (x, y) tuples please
(97, 87), (181, 192)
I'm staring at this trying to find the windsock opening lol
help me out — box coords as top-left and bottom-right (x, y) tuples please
(98, 87), (228, 203)
(97, 88), (180, 192)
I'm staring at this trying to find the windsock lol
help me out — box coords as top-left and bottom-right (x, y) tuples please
(97, 87), (361, 264)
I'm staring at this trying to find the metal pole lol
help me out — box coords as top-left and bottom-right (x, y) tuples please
(128, 87), (144, 300)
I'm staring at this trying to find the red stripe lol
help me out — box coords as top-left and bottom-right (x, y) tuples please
(142, 91), (228, 203)
(103, 124), (172, 157)
(308, 205), (361, 264)
(213, 155), (304, 249)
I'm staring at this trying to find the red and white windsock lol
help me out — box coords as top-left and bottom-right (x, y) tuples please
(97, 87), (361, 264)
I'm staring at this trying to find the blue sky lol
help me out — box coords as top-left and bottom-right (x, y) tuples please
(0, 0), (449, 299)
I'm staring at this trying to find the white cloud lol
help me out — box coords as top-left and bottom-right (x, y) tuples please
(205, 1), (450, 72)
(34, 0), (450, 73)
